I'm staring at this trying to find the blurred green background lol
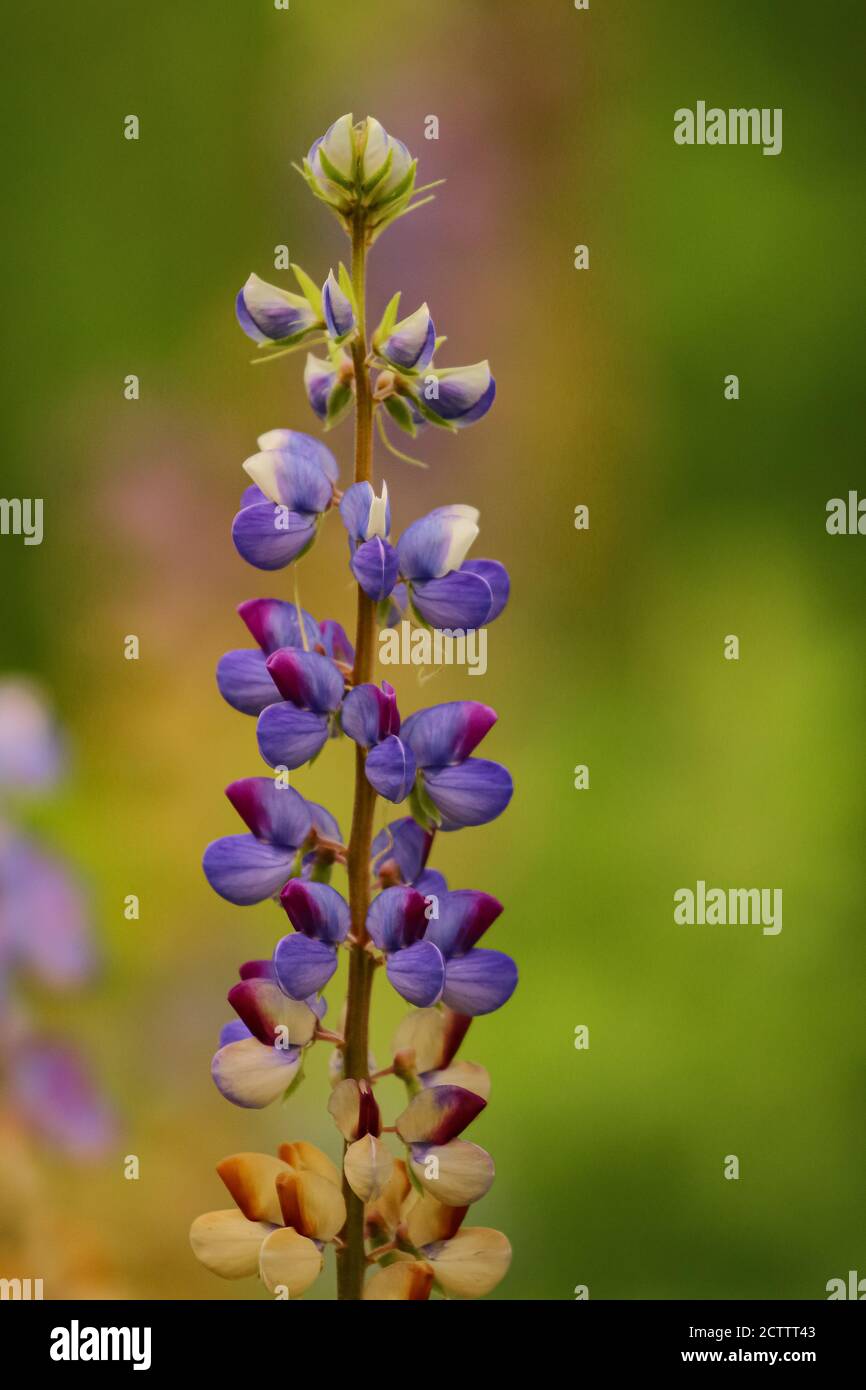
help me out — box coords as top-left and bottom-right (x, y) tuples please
(1, 0), (864, 1298)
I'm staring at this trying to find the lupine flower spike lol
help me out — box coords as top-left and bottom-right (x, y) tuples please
(194, 116), (514, 1300)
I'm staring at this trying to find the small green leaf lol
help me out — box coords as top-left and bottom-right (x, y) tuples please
(384, 394), (417, 436)
(291, 263), (323, 319)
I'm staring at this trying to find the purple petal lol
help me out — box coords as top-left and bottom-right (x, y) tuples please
(425, 365), (495, 424)
(236, 275), (317, 343)
(266, 649), (344, 713)
(386, 940), (445, 1007)
(365, 735), (416, 803)
(442, 948), (518, 1015)
(371, 817), (434, 883)
(396, 506), (479, 583)
(224, 779), (311, 849)
(323, 271), (355, 338)
(341, 682), (400, 748)
(424, 890), (503, 957)
(243, 448), (333, 514)
(423, 759), (513, 829)
(240, 482), (269, 508)
(461, 560), (509, 621)
(401, 701), (497, 767)
(219, 1019), (252, 1047)
(339, 481), (391, 542)
(256, 705), (330, 770)
(304, 356), (337, 420)
(317, 619), (354, 666)
(273, 933), (338, 998)
(306, 801), (342, 844)
(11, 1041), (114, 1158)
(232, 504), (317, 571)
(351, 537), (399, 601)
(255, 430), (339, 486)
(0, 841), (95, 989)
(216, 649), (280, 715)
(414, 868), (449, 896)
(280, 880), (350, 944)
(237, 598), (320, 654)
(203, 834), (297, 905)
(366, 884), (429, 953)
(412, 570), (496, 629)
(382, 305), (436, 370)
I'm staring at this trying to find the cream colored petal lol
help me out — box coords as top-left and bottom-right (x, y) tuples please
(392, 1008), (447, 1073)
(216, 1152), (293, 1225)
(404, 1192), (466, 1249)
(258, 1226), (324, 1298)
(362, 1259), (434, 1301)
(365, 1157), (411, 1237)
(327, 1077), (362, 1140)
(426, 1227), (512, 1298)
(422, 1061), (491, 1102)
(343, 1134), (394, 1202)
(189, 1209), (273, 1279)
(276, 1169), (346, 1243)
(278, 1140), (341, 1189)
(408, 1140), (494, 1207)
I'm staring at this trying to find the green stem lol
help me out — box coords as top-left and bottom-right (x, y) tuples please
(336, 208), (379, 1301)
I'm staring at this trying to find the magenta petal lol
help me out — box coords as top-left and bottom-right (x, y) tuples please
(202, 835), (296, 906)
(365, 735), (415, 803)
(266, 649), (345, 712)
(237, 598), (320, 654)
(273, 933), (338, 999)
(279, 879), (350, 943)
(423, 759), (513, 829)
(386, 940), (445, 1007)
(423, 889), (503, 956)
(341, 683), (400, 747)
(224, 779), (311, 849)
(366, 885), (429, 952)
(441, 948), (518, 1015)
(400, 702), (497, 767)
(256, 704), (330, 770)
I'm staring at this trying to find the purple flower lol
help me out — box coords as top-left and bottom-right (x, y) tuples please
(323, 269), (355, 340)
(366, 885), (444, 1006)
(413, 361), (496, 428)
(341, 682), (416, 803)
(304, 351), (354, 427)
(339, 482), (398, 601)
(371, 817), (447, 897)
(378, 303), (436, 372)
(236, 272), (321, 345)
(0, 838), (95, 990)
(396, 505), (509, 629)
(231, 431), (337, 572)
(257, 649), (345, 771)
(202, 778), (312, 906)
(11, 1038), (115, 1158)
(274, 881), (350, 998)
(423, 889), (517, 1015)
(304, 115), (416, 224)
(216, 598), (330, 717)
(0, 680), (64, 791)
(401, 701), (513, 829)
(211, 960), (322, 1108)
